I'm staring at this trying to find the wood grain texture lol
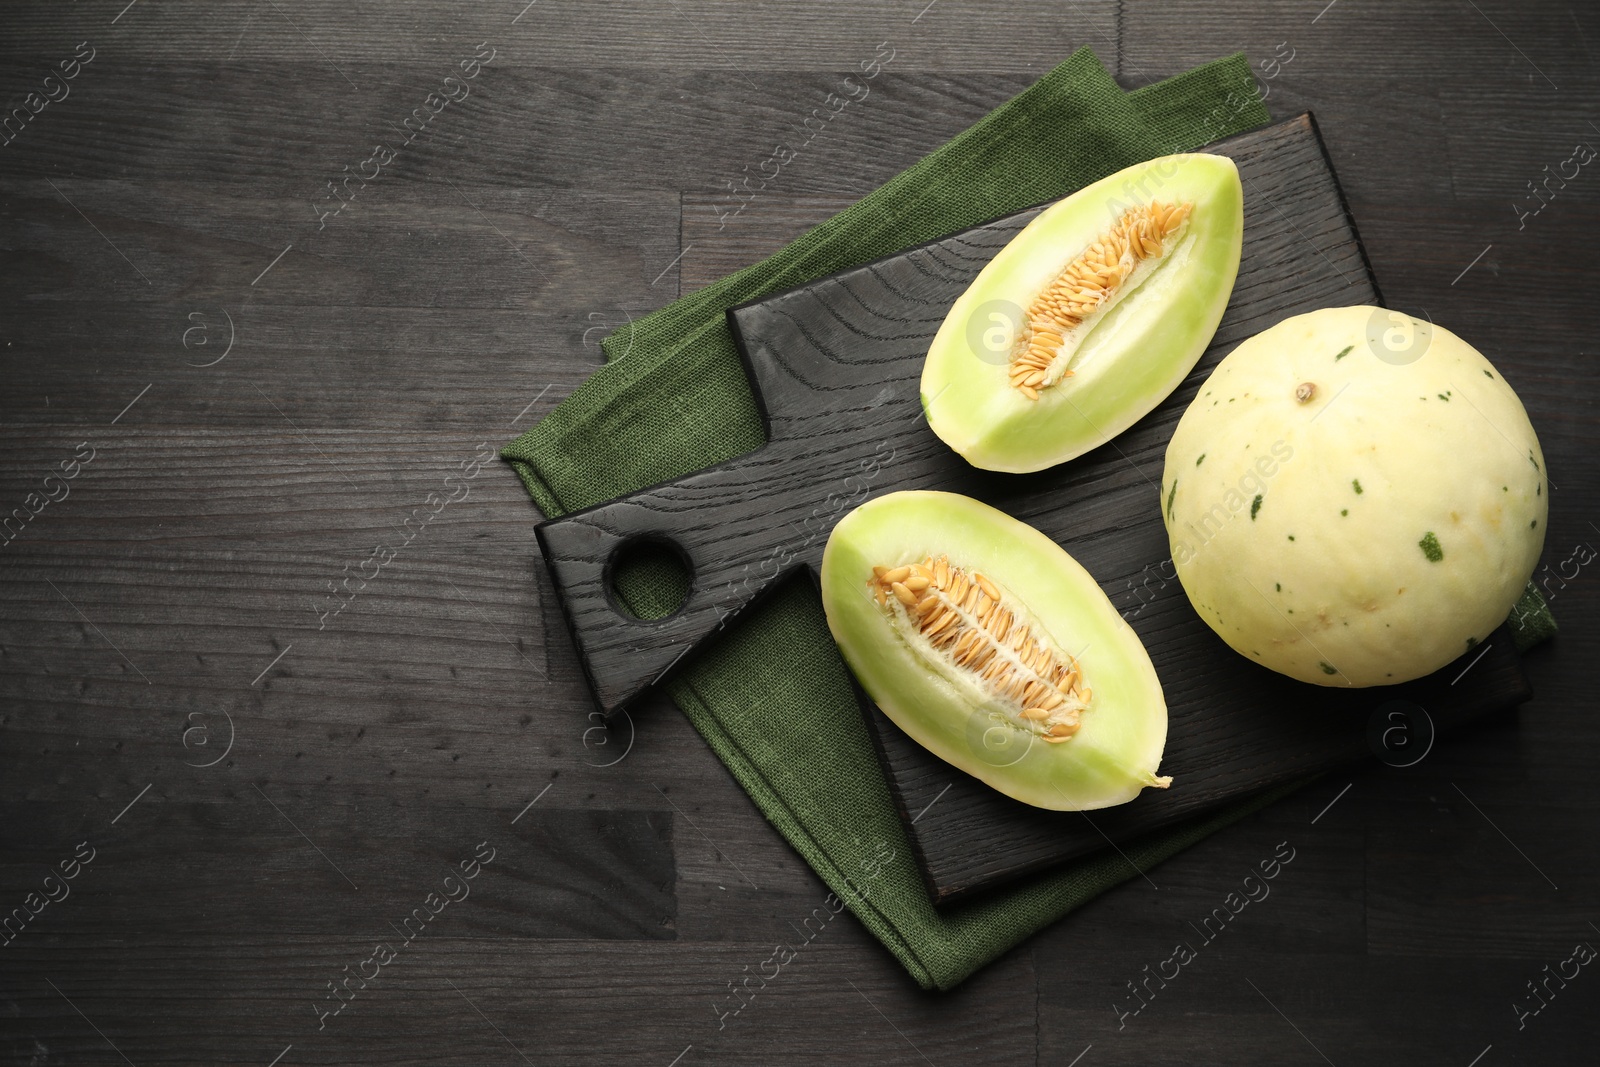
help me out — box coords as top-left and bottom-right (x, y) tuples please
(0, 64), (1073, 196)
(0, 0), (1118, 71)
(2, 936), (1037, 1066)
(3, 0), (1599, 1063)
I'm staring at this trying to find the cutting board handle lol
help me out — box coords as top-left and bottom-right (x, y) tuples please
(535, 455), (822, 716)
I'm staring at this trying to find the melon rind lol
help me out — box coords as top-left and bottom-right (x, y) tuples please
(1161, 305), (1548, 687)
(821, 491), (1170, 810)
(921, 153), (1244, 473)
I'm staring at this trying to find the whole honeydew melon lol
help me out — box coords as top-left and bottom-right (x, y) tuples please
(1162, 305), (1547, 687)
(822, 491), (1170, 810)
(922, 153), (1243, 473)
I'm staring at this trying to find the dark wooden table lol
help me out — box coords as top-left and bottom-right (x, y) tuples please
(2, 2), (1596, 1064)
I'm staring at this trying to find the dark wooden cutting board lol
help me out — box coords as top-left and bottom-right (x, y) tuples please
(535, 113), (1533, 902)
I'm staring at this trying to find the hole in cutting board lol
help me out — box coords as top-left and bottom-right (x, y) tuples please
(606, 536), (692, 621)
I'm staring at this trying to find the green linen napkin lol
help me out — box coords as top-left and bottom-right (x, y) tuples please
(503, 49), (1557, 991)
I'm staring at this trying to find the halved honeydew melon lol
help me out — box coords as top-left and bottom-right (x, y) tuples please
(922, 153), (1244, 473)
(821, 490), (1171, 810)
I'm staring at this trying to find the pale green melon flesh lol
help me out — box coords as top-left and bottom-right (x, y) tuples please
(821, 491), (1170, 810)
(1162, 305), (1547, 687)
(922, 153), (1244, 473)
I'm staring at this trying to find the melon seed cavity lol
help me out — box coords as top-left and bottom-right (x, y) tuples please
(871, 557), (1090, 742)
(1011, 201), (1193, 401)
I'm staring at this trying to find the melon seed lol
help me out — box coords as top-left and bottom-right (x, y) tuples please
(1010, 200), (1193, 398)
(870, 554), (1090, 742)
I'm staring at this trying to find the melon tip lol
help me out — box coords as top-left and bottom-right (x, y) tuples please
(1146, 773), (1173, 790)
